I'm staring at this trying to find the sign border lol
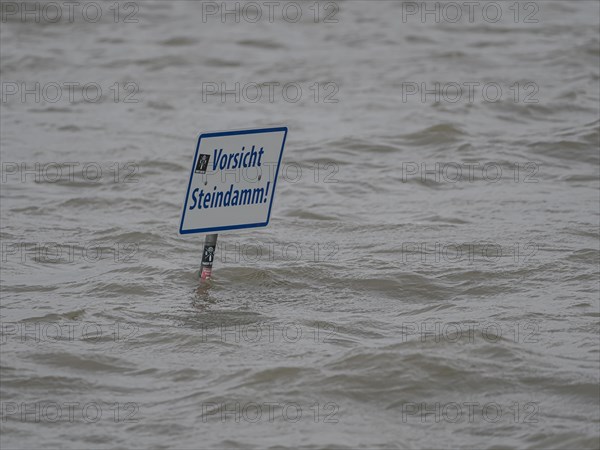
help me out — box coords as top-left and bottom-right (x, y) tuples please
(179, 126), (288, 235)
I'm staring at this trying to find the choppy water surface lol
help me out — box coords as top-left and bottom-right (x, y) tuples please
(1, 1), (599, 449)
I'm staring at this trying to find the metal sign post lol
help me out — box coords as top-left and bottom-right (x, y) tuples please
(200, 233), (218, 281)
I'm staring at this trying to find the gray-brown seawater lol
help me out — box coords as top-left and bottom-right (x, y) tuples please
(0, 1), (599, 449)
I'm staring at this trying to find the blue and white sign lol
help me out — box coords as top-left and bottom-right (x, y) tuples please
(179, 127), (288, 234)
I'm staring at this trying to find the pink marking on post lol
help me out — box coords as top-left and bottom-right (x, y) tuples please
(200, 267), (212, 280)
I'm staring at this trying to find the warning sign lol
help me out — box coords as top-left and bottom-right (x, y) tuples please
(179, 127), (288, 234)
